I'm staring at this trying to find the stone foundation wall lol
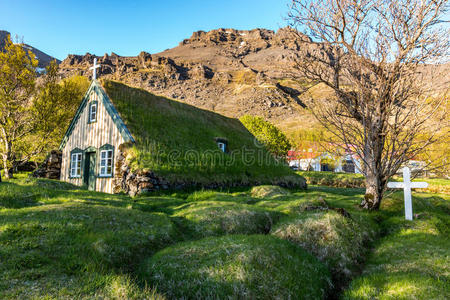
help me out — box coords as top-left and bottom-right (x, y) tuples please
(113, 148), (306, 196)
(113, 148), (170, 196)
(33, 150), (62, 179)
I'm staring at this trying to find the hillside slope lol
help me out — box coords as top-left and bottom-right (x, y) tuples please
(0, 30), (60, 68)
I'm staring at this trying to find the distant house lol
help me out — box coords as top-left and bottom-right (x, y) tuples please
(287, 149), (362, 174)
(59, 79), (305, 194)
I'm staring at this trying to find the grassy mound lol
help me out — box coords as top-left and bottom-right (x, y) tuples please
(173, 201), (282, 238)
(186, 189), (259, 204)
(141, 235), (331, 299)
(271, 211), (376, 283)
(256, 197), (329, 214)
(343, 217), (449, 299)
(0, 203), (176, 298)
(103, 80), (306, 188)
(250, 185), (291, 198)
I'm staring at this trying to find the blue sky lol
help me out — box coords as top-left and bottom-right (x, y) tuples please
(0, 0), (291, 60)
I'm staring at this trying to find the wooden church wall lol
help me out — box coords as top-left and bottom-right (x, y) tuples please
(60, 89), (125, 193)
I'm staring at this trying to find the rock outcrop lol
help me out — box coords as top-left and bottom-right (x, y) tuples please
(58, 27), (448, 141)
(58, 27), (321, 132)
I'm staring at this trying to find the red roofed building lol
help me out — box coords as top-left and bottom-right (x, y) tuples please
(287, 147), (362, 173)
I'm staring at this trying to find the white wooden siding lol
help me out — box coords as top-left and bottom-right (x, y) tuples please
(61, 89), (125, 193)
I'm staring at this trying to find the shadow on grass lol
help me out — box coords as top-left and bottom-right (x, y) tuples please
(0, 181), (41, 208)
(0, 179), (189, 214)
(0, 203), (179, 298)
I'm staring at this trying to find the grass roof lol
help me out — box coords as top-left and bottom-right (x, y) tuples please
(102, 80), (305, 187)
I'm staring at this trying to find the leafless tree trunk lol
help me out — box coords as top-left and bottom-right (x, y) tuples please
(2, 141), (12, 178)
(288, 0), (449, 209)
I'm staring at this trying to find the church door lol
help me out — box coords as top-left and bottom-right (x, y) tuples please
(84, 151), (96, 191)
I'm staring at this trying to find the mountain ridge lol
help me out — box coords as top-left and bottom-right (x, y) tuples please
(58, 27), (449, 138)
(59, 27), (320, 134)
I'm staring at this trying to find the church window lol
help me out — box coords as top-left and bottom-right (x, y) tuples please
(217, 142), (226, 153)
(70, 152), (82, 178)
(89, 101), (97, 123)
(99, 144), (114, 177)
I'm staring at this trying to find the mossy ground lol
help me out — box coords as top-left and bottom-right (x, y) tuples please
(0, 174), (448, 299)
(173, 201), (283, 238)
(272, 210), (377, 288)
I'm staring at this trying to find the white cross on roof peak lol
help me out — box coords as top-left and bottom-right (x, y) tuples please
(89, 58), (101, 80)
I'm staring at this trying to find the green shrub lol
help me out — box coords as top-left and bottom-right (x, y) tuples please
(0, 203), (176, 298)
(173, 201), (282, 238)
(141, 235), (331, 299)
(239, 115), (292, 158)
(271, 211), (376, 282)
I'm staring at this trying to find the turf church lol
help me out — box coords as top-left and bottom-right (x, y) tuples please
(59, 59), (134, 193)
(60, 60), (304, 194)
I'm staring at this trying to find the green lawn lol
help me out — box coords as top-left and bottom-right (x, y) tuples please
(1, 174), (448, 299)
(343, 191), (450, 299)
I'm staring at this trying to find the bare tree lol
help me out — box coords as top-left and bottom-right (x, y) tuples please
(288, 0), (449, 209)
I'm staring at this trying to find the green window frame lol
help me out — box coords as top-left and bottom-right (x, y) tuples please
(88, 100), (98, 124)
(69, 148), (84, 178)
(98, 144), (114, 177)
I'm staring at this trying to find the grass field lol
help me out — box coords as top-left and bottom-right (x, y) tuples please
(1, 174), (448, 299)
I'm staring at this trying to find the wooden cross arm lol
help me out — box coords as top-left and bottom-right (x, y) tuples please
(410, 182), (429, 188)
(387, 182), (404, 188)
(387, 182), (429, 188)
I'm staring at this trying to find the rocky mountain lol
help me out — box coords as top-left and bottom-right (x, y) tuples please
(59, 28), (322, 134)
(58, 27), (449, 137)
(0, 30), (60, 68)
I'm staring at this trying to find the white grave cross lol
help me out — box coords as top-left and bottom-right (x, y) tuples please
(89, 58), (101, 80)
(387, 167), (428, 220)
